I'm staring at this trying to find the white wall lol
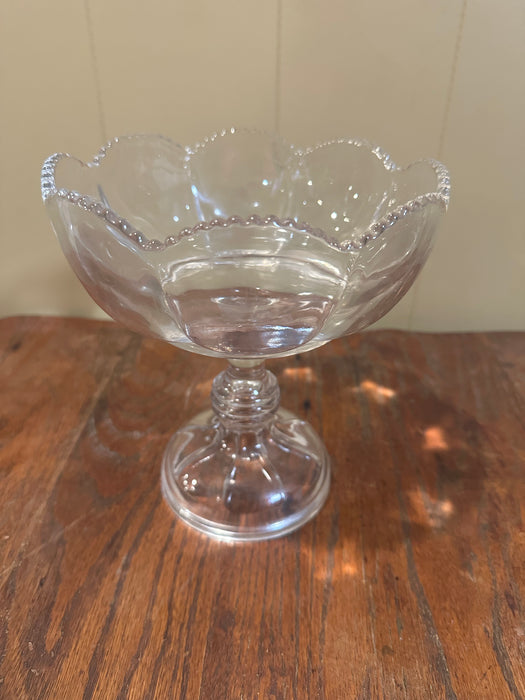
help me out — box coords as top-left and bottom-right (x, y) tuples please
(1, 0), (524, 330)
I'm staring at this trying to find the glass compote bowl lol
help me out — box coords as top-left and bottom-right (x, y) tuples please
(41, 128), (450, 541)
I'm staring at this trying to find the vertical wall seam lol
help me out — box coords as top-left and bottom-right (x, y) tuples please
(407, 0), (467, 331)
(274, 0), (283, 135)
(83, 0), (108, 143)
(438, 0), (468, 159)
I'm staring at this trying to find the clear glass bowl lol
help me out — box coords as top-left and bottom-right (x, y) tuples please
(42, 128), (450, 541)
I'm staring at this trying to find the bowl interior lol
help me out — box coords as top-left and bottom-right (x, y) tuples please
(44, 130), (449, 358)
(51, 131), (447, 248)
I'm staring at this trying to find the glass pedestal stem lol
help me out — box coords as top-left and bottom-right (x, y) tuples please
(161, 361), (330, 542)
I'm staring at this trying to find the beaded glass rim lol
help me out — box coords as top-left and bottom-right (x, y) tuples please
(41, 127), (450, 253)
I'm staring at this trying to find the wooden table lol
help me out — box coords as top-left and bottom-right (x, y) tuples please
(0, 317), (524, 699)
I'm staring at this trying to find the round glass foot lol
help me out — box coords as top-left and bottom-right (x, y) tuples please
(161, 408), (330, 542)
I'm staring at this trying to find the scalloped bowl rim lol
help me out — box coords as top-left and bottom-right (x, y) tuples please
(40, 128), (450, 253)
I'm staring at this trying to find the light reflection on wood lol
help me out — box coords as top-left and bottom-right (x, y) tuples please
(352, 379), (396, 404)
(423, 425), (449, 451)
(408, 488), (454, 529)
(282, 366), (316, 382)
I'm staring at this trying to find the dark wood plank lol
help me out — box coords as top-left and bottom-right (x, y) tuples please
(0, 318), (524, 699)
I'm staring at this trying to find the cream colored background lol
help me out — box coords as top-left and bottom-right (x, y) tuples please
(1, 0), (524, 330)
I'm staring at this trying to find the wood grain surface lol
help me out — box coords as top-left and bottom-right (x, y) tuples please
(0, 317), (524, 700)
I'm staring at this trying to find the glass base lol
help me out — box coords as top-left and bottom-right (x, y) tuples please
(161, 408), (330, 542)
